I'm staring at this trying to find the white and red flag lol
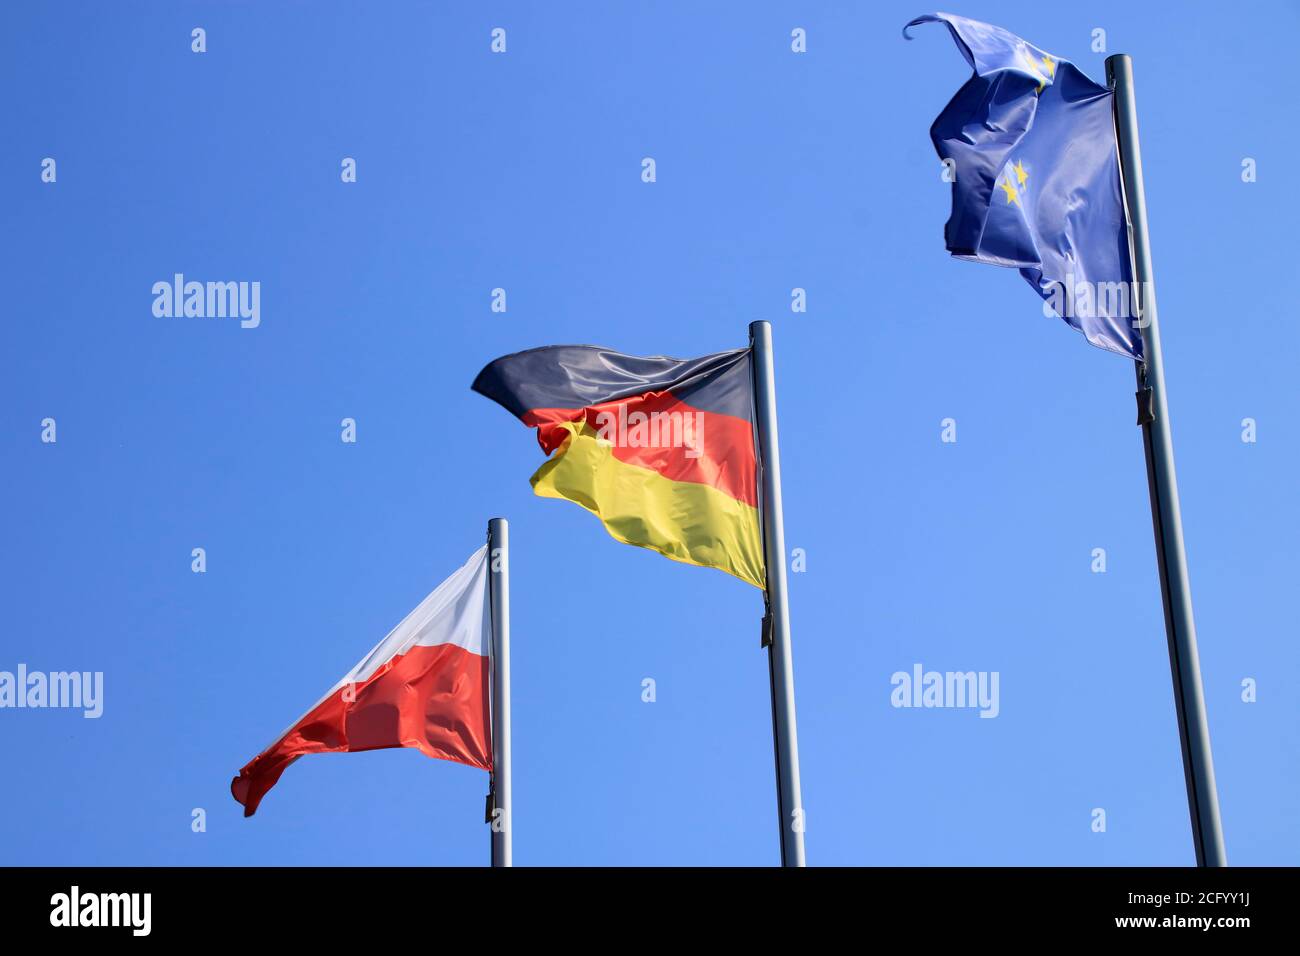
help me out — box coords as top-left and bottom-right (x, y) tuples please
(231, 545), (493, 816)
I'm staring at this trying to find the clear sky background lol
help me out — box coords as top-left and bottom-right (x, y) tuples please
(3, 1), (1296, 866)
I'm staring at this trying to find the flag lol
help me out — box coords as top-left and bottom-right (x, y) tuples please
(473, 345), (765, 588)
(906, 12), (1141, 360)
(231, 545), (492, 817)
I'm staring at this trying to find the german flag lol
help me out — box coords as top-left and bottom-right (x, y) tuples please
(473, 345), (765, 588)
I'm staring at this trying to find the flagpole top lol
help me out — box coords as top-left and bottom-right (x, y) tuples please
(1104, 53), (1132, 88)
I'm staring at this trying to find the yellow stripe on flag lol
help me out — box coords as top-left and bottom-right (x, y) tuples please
(530, 422), (765, 589)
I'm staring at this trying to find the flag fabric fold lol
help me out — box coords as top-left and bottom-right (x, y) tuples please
(231, 545), (492, 817)
(473, 345), (765, 588)
(906, 12), (1141, 360)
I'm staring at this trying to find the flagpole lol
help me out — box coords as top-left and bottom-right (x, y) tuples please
(1106, 55), (1226, 867)
(487, 517), (513, 867)
(750, 321), (806, 867)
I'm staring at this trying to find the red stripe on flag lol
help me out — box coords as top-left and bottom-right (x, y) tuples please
(231, 642), (490, 817)
(522, 391), (757, 507)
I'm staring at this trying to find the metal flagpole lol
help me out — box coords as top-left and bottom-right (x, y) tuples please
(749, 321), (806, 867)
(487, 517), (513, 867)
(1107, 55), (1226, 867)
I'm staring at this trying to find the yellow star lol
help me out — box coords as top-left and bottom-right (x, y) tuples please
(1013, 160), (1028, 187)
(1022, 50), (1046, 92)
(998, 176), (1020, 206)
(1036, 55), (1056, 93)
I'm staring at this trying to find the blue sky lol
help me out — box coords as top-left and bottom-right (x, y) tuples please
(2, 1), (1296, 866)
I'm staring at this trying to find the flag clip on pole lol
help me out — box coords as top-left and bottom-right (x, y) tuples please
(1106, 55), (1227, 867)
(750, 321), (806, 867)
(487, 518), (513, 867)
(1135, 386), (1155, 427)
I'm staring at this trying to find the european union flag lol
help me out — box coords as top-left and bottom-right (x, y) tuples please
(906, 13), (1141, 360)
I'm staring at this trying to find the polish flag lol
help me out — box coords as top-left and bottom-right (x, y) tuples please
(232, 546), (493, 816)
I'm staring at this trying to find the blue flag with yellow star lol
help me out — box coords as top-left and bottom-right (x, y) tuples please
(906, 13), (1141, 360)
